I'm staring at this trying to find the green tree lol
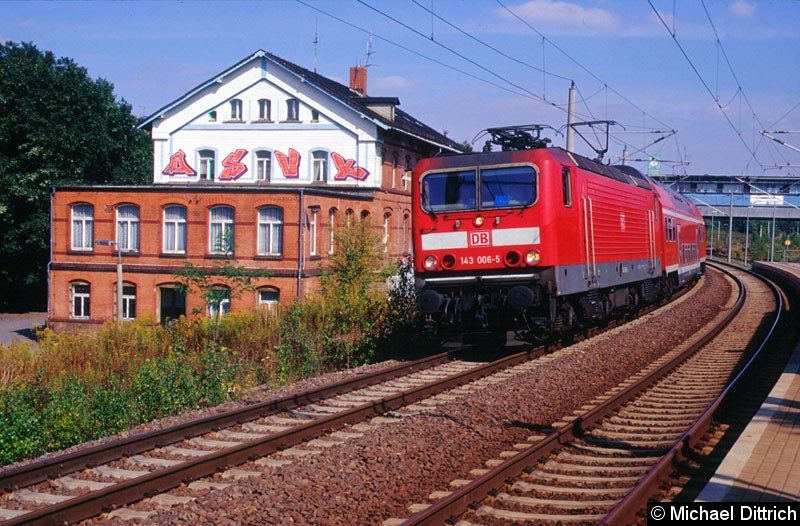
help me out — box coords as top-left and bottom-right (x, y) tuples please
(0, 41), (151, 311)
(173, 231), (272, 340)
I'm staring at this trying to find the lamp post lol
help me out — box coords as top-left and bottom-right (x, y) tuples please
(96, 239), (123, 325)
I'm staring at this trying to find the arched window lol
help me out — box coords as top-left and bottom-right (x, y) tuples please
(116, 204), (140, 252)
(163, 205), (187, 253)
(208, 286), (230, 319)
(209, 206), (234, 254)
(159, 285), (186, 324)
(392, 152), (399, 188)
(70, 281), (91, 319)
(122, 283), (136, 321)
(255, 151), (272, 182)
(308, 208), (319, 256)
(71, 204), (94, 250)
(258, 206), (283, 255)
(403, 155), (413, 190)
(257, 287), (280, 312)
(198, 149), (215, 180)
(383, 212), (391, 251)
(402, 213), (411, 254)
(329, 208), (337, 254)
(312, 150), (328, 182)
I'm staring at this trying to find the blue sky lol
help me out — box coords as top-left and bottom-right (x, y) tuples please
(2, 0), (799, 177)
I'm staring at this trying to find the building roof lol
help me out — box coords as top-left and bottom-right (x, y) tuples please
(139, 50), (464, 153)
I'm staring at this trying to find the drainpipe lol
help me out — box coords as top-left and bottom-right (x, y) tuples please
(48, 186), (55, 325)
(297, 189), (304, 300)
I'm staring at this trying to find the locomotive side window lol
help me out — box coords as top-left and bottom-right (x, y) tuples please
(561, 167), (573, 207)
(421, 170), (476, 212)
(480, 165), (537, 209)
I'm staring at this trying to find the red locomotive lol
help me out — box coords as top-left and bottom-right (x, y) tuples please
(412, 125), (706, 342)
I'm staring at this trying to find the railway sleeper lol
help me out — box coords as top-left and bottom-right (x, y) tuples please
(495, 492), (617, 511)
(476, 504), (605, 524)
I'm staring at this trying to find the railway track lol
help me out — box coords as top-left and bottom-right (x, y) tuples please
(0, 337), (558, 525)
(0, 268), (733, 525)
(394, 263), (780, 525)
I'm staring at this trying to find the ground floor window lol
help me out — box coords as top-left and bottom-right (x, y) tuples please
(71, 282), (90, 319)
(208, 287), (231, 319)
(258, 287), (280, 311)
(159, 286), (186, 324)
(122, 284), (136, 320)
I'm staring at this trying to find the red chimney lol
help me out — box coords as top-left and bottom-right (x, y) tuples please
(350, 66), (367, 96)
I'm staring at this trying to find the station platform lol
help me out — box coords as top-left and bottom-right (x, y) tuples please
(697, 262), (800, 502)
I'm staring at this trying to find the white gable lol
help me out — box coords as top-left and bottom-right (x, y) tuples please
(149, 55), (383, 188)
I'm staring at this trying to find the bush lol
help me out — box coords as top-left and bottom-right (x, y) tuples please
(0, 222), (418, 465)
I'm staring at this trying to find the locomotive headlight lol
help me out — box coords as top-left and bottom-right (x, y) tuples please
(473, 216), (484, 227)
(424, 255), (439, 270)
(525, 249), (542, 266)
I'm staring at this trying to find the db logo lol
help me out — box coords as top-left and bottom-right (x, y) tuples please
(469, 231), (491, 247)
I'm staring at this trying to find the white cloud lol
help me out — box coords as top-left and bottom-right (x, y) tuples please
(730, 1), (757, 18)
(497, 0), (620, 31)
(372, 75), (415, 93)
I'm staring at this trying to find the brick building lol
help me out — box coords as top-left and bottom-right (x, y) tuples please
(48, 50), (463, 330)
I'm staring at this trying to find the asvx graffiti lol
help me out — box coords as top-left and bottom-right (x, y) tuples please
(162, 148), (368, 182)
(274, 148), (301, 178)
(162, 150), (197, 177)
(219, 149), (249, 180)
(331, 152), (370, 181)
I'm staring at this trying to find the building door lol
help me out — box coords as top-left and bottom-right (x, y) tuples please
(159, 287), (186, 324)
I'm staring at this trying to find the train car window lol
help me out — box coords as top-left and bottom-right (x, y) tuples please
(421, 170), (477, 212)
(480, 165), (537, 209)
(561, 167), (573, 207)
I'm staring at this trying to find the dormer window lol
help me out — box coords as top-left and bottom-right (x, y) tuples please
(286, 98), (299, 121)
(230, 99), (243, 120)
(258, 99), (271, 121)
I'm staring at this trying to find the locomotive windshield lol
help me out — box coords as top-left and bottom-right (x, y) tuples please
(421, 165), (536, 212)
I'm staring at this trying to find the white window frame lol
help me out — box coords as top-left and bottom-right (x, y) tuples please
(329, 208), (337, 255)
(312, 150), (328, 182)
(257, 287), (280, 311)
(116, 204), (140, 252)
(122, 284), (136, 321)
(209, 206), (235, 254)
(258, 99), (271, 121)
(258, 206), (283, 256)
(71, 204), (94, 251)
(255, 151), (272, 182)
(403, 155), (413, 190)
(391, 152), (399, 189)
(71, 282), (90, 319)
(208, 286), (231, 319)
(309, 208), (318, 256)
(198, 149), (215, 180)
(383, 212), (391, 251)
(230, 99), (243, 120)
(286, 98), (300, 121)
(163, 205), (187, 254)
